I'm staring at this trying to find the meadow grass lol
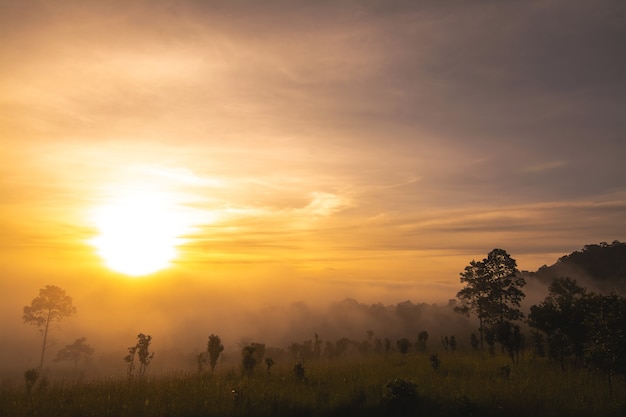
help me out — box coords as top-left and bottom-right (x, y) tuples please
(1, 352), (625, 417)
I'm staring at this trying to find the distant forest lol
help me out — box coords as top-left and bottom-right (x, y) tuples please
(524, 240), (626, 293)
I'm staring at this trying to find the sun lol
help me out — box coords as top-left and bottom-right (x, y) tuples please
(90, 192), (185, 276)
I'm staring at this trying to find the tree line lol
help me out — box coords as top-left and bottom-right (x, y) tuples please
(21, 247), (626, 394)
(454, 248), (626, 394)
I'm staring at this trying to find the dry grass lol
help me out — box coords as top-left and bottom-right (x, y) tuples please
(1, 352), (625, 417)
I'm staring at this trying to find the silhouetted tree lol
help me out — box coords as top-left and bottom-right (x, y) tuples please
(470, 333), (480, 351)
(313, 333), (322, 359)
(23, 285), (76, 369)
(430, 354), (440, 370)
(384, 337), (392, 357)
(124, 333), (154, 379)
(124, 347), (136, 379)
(496, 322), (524, 363)
(417, 331), (429, 351)
(530, 330), (546, 357)
(136, 333), (154, 378)
(293, 362), (306, 381)
(265, 358), (275, 374)
(455, 249), (525, 351)
(483, 249), (525, 325)
(336, 338), (350, 357)
(484, 327), (496, 355)
(55, 337), (94, 369)
(449, 336), (457, 352)
(441, 336), (450, 351)
(250, 342), (266, 364)
(582, 293), (626, 397)
(528, 277), (587, 369)
(241, 344), (259, 376)
(455, 260), (489, 349)
(207, 334), (224, 374)
(24, 368), (39, 394)
(196, 352), (206, 374)
(397, 338), (411, 355)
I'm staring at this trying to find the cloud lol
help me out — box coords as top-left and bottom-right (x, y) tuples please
(0, 0), (624, 318)
(522, 161), (567, 173)
(134, 166), (224, 188)
(305, 192), (353, 216)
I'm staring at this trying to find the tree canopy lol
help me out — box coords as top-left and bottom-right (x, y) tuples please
(455, 249), (525, 354)
(23, 285), (76, 369)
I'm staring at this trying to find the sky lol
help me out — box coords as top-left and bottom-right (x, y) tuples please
(1, 0), (625, 371)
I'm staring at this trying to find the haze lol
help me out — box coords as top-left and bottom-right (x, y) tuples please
(1, 0), (625, 377)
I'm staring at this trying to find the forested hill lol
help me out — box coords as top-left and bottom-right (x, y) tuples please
(523, 241), (626, 294)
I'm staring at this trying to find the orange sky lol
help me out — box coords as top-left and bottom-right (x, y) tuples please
(1, 0), (625, 373)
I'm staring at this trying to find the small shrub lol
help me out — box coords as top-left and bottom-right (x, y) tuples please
(446, 393), (479, 417)
(24, 368), (39, 393)
(470, 333), (480, 350)
(196, 352), (206, 374)
(442, 336), (450, 351)
(207, 334), (224, 374)
(418, 331), (429, 351)
(124, 333), (155, 379)
(241, 345), (258, 376)
(382, 377), (418, 411)
(293, 362), (306, 381)
(430, 354), (440, 370)
(397, 338), (412, 355)
(449, 335), (457, 352)
(498, 364), (511, 379)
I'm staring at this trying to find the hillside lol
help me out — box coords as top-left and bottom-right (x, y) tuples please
(524, 240), (626, 294)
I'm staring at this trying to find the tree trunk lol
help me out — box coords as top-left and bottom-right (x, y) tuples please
(479, 315), (484, 350)
(39, 309), (52, 369)
(477, 296), (484, 350)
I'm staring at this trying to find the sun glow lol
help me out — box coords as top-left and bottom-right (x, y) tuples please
(90, 192), (187, 276)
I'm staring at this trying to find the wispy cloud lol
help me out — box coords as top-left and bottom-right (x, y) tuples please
(0, 0), (624, 305)
(522, 161), (567, 173)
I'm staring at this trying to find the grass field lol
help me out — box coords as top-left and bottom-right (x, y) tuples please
(1, 352), (625, 417)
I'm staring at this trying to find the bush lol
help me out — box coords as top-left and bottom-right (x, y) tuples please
(24, 368), (39, 393)
(430, 354), (441, 370)
(293, 362), (306, 381)
(382, 377), (418, 411)
(498, 364), (512, 378)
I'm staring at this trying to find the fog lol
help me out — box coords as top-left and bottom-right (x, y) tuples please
(3, 243), (620, 384)
(1, 267), (472, 381)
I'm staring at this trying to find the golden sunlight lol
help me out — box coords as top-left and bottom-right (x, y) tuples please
(90, 192), (186, 276)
